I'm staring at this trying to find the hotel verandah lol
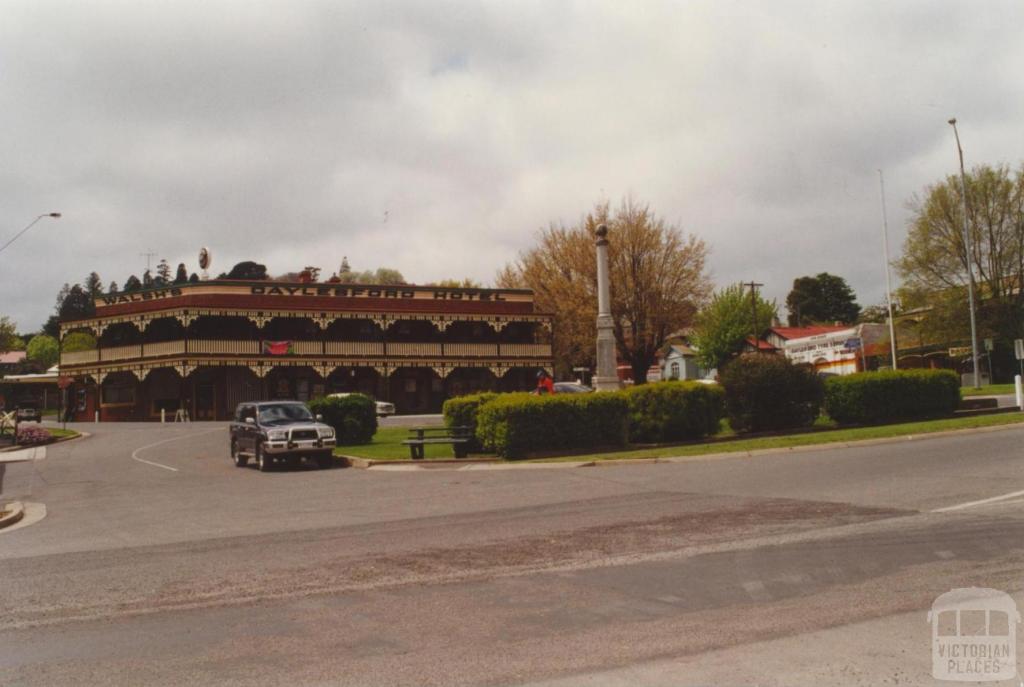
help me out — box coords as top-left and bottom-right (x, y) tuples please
(58, 281), (554, 421)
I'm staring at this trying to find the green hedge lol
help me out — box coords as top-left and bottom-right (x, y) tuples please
(621, 381), (725, 443)
(308, 394), (377, 444)
(721, 354), (824, 433)
(476, 392), (629, 459)
(824, 369), (961, 425)
(442, 392), (498, 452)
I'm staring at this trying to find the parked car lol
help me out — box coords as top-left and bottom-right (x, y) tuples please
(327, 392), (396, 417)
(552, 382), (594, 394)
(16, 407), (42, 422)
(229, 401), (336, 472)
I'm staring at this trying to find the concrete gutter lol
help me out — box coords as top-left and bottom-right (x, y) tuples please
(0, 501), (25, 530)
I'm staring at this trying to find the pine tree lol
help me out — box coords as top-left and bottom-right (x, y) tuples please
(84, 272), (103, 296)
(108, 280), (118, 293)
(174, 263), (188, 284)
(156, 259), (171, 283)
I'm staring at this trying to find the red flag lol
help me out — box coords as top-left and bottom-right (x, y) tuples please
(262, 341), (293, 356)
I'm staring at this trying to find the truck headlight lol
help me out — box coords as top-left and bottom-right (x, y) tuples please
(319, 427), (335, 439)
(266, 430), (287, 441)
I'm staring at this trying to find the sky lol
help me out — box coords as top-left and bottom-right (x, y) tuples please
(2, 0), (1023, 332)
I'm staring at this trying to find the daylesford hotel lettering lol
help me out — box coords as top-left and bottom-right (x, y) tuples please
(100, 285), (509, 305)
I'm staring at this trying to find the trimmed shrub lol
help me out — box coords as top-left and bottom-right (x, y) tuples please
(622, 381), (725, 443)
(16, 425), (52, 445)
(307, 394), (377, 444)
(476, 392), (629, 459)
(721, 354), (824, 433)
(442, 392), (498, 452)
(824, 369), (960, 425)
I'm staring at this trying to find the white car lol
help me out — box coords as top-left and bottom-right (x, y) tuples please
(327, 392), (396, 417)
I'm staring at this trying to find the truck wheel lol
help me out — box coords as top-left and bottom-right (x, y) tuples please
(257, 445), (273, 472)
(231, 441), (248, 467)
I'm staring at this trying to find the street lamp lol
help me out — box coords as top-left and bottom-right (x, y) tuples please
(877, 170), (898, 369)
(0, 212), (62, 256)
(948, 117), (981, 389)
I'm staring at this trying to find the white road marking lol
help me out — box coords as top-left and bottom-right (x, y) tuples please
(130, 428), (224, 472)
(932, 488), (1024, 513)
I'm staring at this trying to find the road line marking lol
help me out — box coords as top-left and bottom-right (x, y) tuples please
(932, 489), (1024, 513)
(130, 428), (224, 473)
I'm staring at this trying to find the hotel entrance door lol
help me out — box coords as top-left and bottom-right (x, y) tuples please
(195, 383), (216, 420)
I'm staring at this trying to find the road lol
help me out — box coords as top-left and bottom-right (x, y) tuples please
(3, 420), (1024, 685)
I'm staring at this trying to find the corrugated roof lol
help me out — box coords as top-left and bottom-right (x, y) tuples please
(0, 351), (27, 364)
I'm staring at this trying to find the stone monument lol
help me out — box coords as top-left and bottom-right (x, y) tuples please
(593, 224), (621, 391)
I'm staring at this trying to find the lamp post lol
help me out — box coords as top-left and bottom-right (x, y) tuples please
(948, 118), (981, 389)
(0, 212), (62, 256)
(877, 170), (898, 369)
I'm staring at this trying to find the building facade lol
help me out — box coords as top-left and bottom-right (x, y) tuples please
(59, 281), (554, 420)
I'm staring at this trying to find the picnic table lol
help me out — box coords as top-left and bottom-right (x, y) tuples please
(401, 425), (473, 460)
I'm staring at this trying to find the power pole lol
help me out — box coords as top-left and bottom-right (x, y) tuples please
(744, 281), (764, 351)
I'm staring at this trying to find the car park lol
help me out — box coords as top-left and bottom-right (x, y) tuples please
(229, 401), (336, 471)
(552, 382), (594, 393)
(327, 392), (396, 417)
(16, 407), (42, 422)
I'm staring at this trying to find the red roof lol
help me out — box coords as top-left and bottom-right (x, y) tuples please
(769, 325), (849, 340)
(0, 351), (27, 364)
(745, 336), (778, 351)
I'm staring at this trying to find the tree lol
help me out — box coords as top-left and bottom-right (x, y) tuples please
(898, 163), (1024, 347)
(691, 283), (778, 371)
(84, 272), (103, 297)
(61, 332), (97, 352)
(58, 284), (95, 320)
(123, 275), (143, 291)
(174, 264), (188, 284)
(431, 278), (484, 288)
(498, 198), (711, 382)
(143, 269), (153, 286)
(785, 273), (861, 326)
(26, 334), (59, 369)
(108, 280), (119, 294)
(226, 261), (269, 280)
(1, 316), (21, 352)
(156, 259), (171, 283)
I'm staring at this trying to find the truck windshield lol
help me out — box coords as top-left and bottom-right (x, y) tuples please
(258, 404), (313, 425)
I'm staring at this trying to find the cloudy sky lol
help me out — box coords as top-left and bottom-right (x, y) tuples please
(2, 0), (1023, 331)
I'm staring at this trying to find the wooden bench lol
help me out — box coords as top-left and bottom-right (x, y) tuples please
(401, 426), (473, 460)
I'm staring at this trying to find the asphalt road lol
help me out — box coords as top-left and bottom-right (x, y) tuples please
(3, 419), (1024, 685)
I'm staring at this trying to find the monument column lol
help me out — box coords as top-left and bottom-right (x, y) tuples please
(593, 224), (621, 391)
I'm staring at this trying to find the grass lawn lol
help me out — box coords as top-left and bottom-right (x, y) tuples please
(48, 428), (80, 440)
(335, 426), (469, 461)
(961, 384), (1018, 397)
(540, 412), (1024, 462)
(337, 413), (1024, 463)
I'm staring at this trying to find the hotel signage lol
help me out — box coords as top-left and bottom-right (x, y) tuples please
(99, 283), (513, 306)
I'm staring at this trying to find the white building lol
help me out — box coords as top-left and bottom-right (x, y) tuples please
(775, 324), (888, 375)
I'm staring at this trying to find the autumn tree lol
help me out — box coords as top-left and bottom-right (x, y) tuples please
(898, 163), (1024, 350)
(785, 273), (860, 326)
(498, 198), (711, 382)
(691, 283), (778, 371)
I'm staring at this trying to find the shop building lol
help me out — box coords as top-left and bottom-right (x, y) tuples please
(59, 281), (554, 420)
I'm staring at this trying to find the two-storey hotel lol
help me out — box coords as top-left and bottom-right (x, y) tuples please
(58, 280), (554, 420)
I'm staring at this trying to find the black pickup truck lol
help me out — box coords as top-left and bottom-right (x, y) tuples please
(229, 401), (336, 471)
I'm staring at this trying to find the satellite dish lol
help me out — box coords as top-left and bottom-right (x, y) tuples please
(198, 247), (211, 270)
